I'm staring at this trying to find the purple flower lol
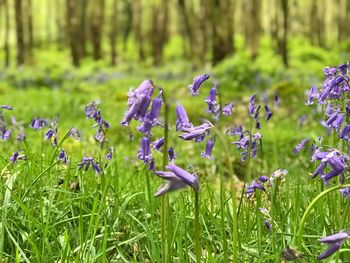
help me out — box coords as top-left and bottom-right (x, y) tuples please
(137, 137), (152, 163)
(205, 86), (217, 113)
(339, 124), (350, 141)
(69, 128), (81, 141)
(168, 148), (176, 161)
(176, 104), (193, 131)
(317, 231), (350, 260)
(189, 74), (210, 95)
(153, 137), (164, 151)
(245, 180), (266, 198)
(294, 138), (309, 154)
(137, 97), (162, 135)
(258, 175), (270, 183)
(166, 164), (199, 191)
(230, 125), (243, 136)
(265, 105), (273, 121)
(77, 157), (102, 174)
(179, 121), (213, 142)
(201, 136), (216, 159)
(0, 105), (13, 110)
(10, 151), (26, 163)
(57, 150), (69, 164)
(222, 102), (234, 116)
(105, 147), (113, 160)
(306, 85), (319, 105)
(30, 117), (48, 130)
(323, 67), (337, 77)
(154, 171), (188, 197)
(274, 95), (279, 106)
(1, 128), (12, 140)
(85, 102), (98, 119)
(340, 187), (350, 198)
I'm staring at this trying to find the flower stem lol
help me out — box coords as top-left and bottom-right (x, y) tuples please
(194, 190), (201, 263)
(296, 184), (350, 250)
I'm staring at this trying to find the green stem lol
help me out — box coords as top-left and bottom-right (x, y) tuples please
(194, 191), (201, 263)
(161, 88), (170, 262)
(296, 184), (350, 250)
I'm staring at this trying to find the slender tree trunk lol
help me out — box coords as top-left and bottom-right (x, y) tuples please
(133, 0), (145, 61)
(4, 0), (10, 67)
(310, 0), (324, 47)
(15, 0), (26, 65)
(90, 0), (105, 60)
(110, 0), (118, 65)
(66, 0), (81, 67)
(46, 0), (52, 44)
(210, 0), (235, 65)
(280, 0), (288, 67)
(151, 0), (168, 66)
(80, 0), (88, 57)
(244, 0), (261, 59)
(27, 0), (34, 62)
(55, 0), (64, 48)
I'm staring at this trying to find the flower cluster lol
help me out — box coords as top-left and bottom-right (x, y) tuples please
(0, 105), (13, 140)
(317, 231), (350, 260)
(77, 157), (102, 175)
(85, 101), (110, 144)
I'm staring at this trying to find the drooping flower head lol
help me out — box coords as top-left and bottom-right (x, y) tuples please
(222, 102), (234, 116)
(189, 74), (210, 96)
(58, 150), (69, 164)
(77, 157), (102, 175)
(137, 137), (152, 164)
(179, 121), (213, 142)
(317, 231), (350, 260)
(293, 138), (309, 154)
(176, 104), (193, 132)
(205, 86), (217, 113)
(30, 117), (48, 130)
(201, 136), (216, 159)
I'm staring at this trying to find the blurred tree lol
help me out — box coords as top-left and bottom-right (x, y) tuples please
(209, 0), (235, 65)
(26, 0), (34, 62)
(66, 0), (81, 66)
(90, 0), (105, 60)
(55, 0), (65, 49)
(272, 0), (288, 67)
(3, 0), (10, 67)
(151, 0), (169, 66)
(109, 0), (118, 65)
(80, 0), (89, 57)
(14, 0), (26, 65)
(121, 0), (132, 52)
(310, 0), (325, 47)
(177, 0), (205, 66)
(132, 0), (145, 61)
(243, 0), (261, 59)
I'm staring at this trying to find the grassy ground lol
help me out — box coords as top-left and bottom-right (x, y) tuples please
(1, 40), (350, 262)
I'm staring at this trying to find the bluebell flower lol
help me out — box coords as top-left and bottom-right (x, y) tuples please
(153, 137), (164, 151)
(189, 74), (209, 95)
(306, 85), (319, 105)
(245, 180), (266, 198)
(176, 104), (193, 131)
(58, 150), (69, 164)
(10, 151), (26, 163)
(137, 137), (152, 163)
(340, 187), (350, 198)
(105, 147), (113, 160)
(294, 138), (309, 154)
(0, 105), (13, 110)
(201, 136), (216, 159)
(168, 148), (176, 162)
(205, 86), (217, 113)
(222, 102), (234, 116)
(317, 231), (350, 260)
(179, 121), (213, 142)
(30, 117), (48, 130)
(77, 157), (102, 174)
(265, 105), (273, 121)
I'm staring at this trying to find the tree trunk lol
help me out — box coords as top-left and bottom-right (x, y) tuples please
(132, 0), (145, 61)
(66, 0), (81, 67)
(15, 0), (26, 65)
(27, 0), (34, 63)
(80, 0), (88, 57)
(90, 0), (105, 60)
(310, 0), (324, 47)
(280, 0), (288, 67)
(4, 0), (10, 67)
(244, 0), (261, 59)
(151, 0), (168, 66)
(210, 0), (235, 65)
(110, 0), (118, 65)
(121, 0), (132, 52)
